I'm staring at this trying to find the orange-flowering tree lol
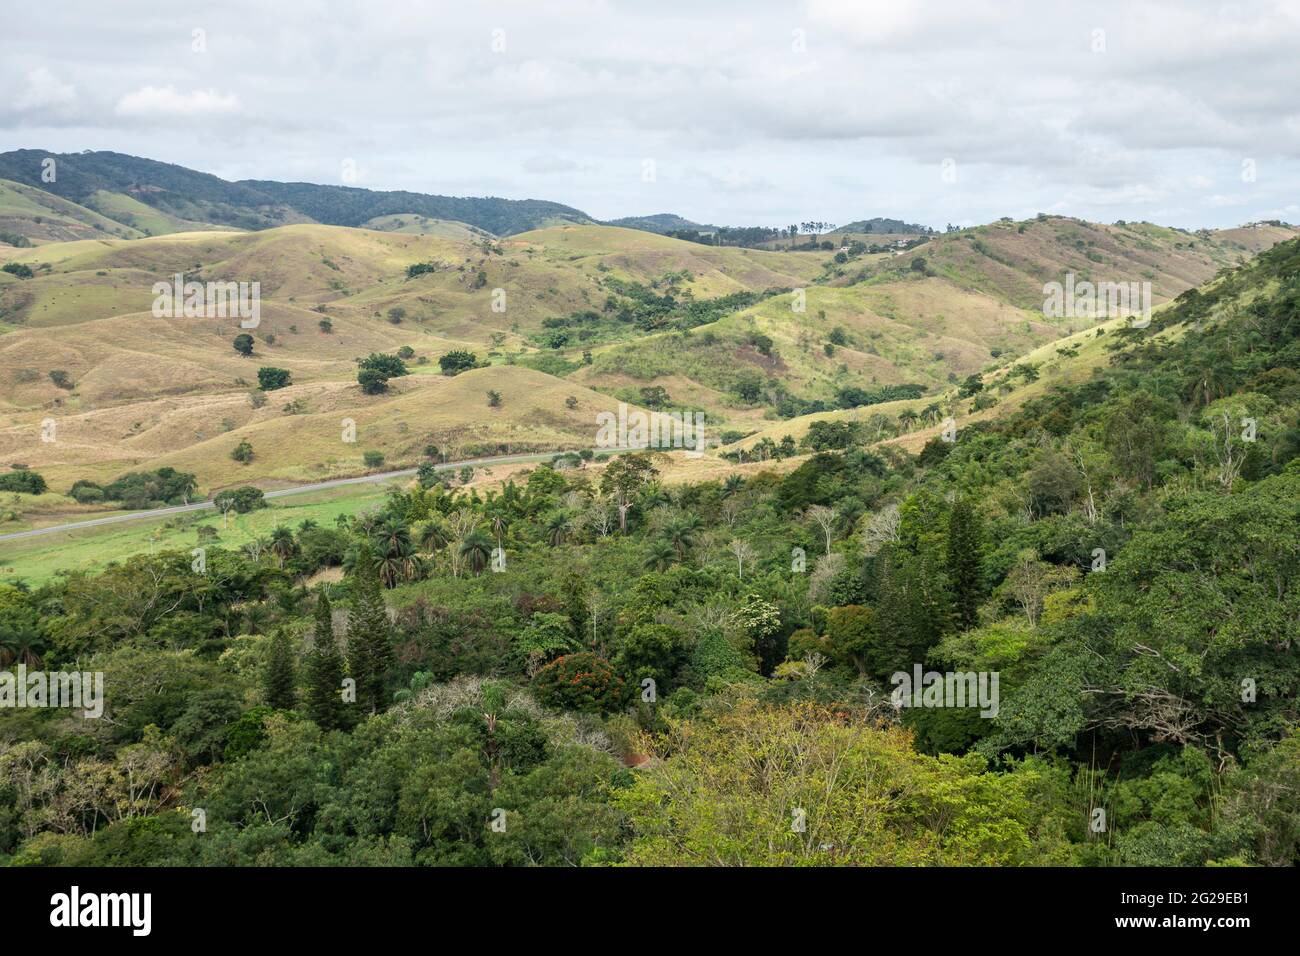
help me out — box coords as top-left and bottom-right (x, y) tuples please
(532, 652), (626, 714)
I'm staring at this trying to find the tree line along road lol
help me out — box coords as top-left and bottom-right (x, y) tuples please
(0, 449), (626, 543)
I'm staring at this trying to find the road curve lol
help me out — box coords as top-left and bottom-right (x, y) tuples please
(0, 449), (603, 544)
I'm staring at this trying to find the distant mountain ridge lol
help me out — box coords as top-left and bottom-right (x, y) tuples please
(0, 149), (594, 237)
(0, 149), (951, 245)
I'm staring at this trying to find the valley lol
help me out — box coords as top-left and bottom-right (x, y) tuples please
(2, 156), (1296, 579)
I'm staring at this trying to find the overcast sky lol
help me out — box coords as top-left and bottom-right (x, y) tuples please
(3, 0), (1299, 230)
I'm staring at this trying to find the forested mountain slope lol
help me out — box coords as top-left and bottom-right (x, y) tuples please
(0, 150), (592, 238)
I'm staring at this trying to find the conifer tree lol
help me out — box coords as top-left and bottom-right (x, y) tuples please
(306, 593), (350, 730)
(263, 629), (297, 710)
(347, 546), (392, 713)
(562, 572), (590, 644)
(946, 497), (985, 631)
(871, 547), (949, 674)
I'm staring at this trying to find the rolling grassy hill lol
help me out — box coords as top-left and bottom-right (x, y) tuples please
(1, 187), (1295, 540)
(360, 214), (495, 241)
(844, 216), (1289, 309)
(0, 221), (830, 500)
(0, 179), (148, 243)
(0, 363), (627, 492)
(565, 216), (1298, 434)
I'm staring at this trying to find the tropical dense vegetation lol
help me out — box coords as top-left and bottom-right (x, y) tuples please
(1, 238), (1298, 867)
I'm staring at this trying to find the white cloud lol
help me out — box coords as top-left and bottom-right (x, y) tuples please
(13, 67), (76, 111)
(114, 86), (241, 118)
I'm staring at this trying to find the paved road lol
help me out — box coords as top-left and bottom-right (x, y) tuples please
(0, 450), (590, 544)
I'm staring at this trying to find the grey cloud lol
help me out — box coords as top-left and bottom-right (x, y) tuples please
(1, 0), (1297, 229)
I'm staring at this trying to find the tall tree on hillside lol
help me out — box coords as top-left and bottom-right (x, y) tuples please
(871, 547), (951, 675)
(946, 497), (985, 631)
(347, 545), (393, 713)
(263, 630), (297, 710)
(599, 454), (660, 533)
(305, 593), (351, 730)
(562, 573), (590, 645)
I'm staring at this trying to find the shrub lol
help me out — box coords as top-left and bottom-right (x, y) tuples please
(0, 468), (47, 494)
(98, 467), (196, 506)
(362, 451), (385, 468)
(357, 368), (389, 394)
(2, 262), (34, 279)
(257, 367), (292, 391)
(213, 486), (265, 514)
(358, 353), (408, 379)
(68, 480), (105, 503)
(438, 350), (478, 376)
(233, 334), (254, 356)
(231, 440), (255, 463)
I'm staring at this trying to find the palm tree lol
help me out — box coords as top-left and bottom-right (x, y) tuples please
(639, 480), (669, 511)
(545, 511), (572, 547)
(415, 518), (450, 553)
(722, 475), (745, 498)
(644, 539), (677, 571)
(268, 525), (297, 567)
(371, 518), (416, 587)
(486, 509), (510, 551)
(460, 531), (493, 576)
(0, 621), (44, 668)
(370, 517), (412, 558)
(663, 513), (702, 560)
(376, 547), (413, 588)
